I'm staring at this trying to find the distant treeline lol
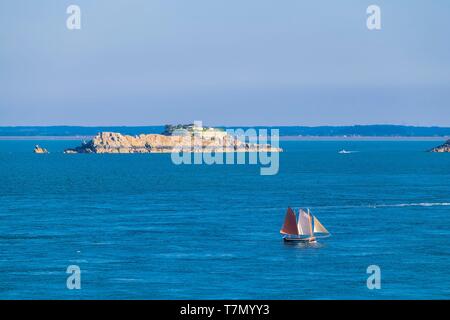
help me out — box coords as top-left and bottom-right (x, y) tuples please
(0, 126), (165, 136)
(231, 125), (450, 137)
(1, 125), (450, 137)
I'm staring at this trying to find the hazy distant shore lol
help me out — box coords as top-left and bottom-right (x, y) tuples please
(1, 135), (448, 141)
(2, 125), (450, 138)
(0, 136), (93, 141)
(280, 136), (449, 141)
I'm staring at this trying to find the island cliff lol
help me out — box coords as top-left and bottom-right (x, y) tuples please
(64, 131), (282, 154)
(430, 140), (450, 152)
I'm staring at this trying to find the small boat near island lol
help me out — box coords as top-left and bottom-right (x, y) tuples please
(33, 145), (49, 154)
(338, 149), (357, 154)
(280, 207), (330, 243)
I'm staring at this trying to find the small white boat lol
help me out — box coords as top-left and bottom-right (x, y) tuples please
(280, 207), (330, 243)
(338, 149), (352, 154)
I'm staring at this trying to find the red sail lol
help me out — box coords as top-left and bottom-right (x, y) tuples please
(280, 207), (299, 235)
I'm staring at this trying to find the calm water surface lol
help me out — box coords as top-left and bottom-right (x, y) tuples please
(0, 140), (449, 299)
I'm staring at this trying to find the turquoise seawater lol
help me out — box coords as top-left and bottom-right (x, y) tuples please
(0, 140), (449, 299)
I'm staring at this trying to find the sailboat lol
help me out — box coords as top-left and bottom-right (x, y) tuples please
(280, 207), (330, 243)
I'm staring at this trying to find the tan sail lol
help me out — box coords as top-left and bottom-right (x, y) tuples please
(298, 209), (312, 236)
(313, 216), (329, 234)
(280, 207), (299, 235)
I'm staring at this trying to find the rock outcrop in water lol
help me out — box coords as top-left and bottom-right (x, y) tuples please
(430, 140), (450, 152)
(64, 132), (282, 154)
(34, 145), (49, 154)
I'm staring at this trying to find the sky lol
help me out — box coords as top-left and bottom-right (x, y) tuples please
(1, 0), (450, 126)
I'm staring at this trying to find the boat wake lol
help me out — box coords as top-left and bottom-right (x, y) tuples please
(338, 149), (359, 154)
(315, 202), (450, 210)
(372, 202), (450, 208)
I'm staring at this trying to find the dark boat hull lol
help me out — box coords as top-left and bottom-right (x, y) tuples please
(283, 237), (317, 243)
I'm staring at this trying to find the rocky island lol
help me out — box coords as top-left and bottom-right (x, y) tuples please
(430, 140), (450, 152)
(64, 124), (282, 154)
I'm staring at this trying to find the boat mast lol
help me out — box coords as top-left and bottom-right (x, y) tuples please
(308, 208), (313, 239)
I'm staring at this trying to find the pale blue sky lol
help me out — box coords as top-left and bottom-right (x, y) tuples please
(1, 0), (449, 126)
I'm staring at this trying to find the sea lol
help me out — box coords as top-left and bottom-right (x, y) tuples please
(0, 140), (449, 299)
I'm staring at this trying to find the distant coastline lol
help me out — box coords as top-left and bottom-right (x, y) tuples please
(1, 135), (448, 141)
(0, 135), (93, 140)
(279, 136), (450, 141)
(1, 125), (450, 140)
